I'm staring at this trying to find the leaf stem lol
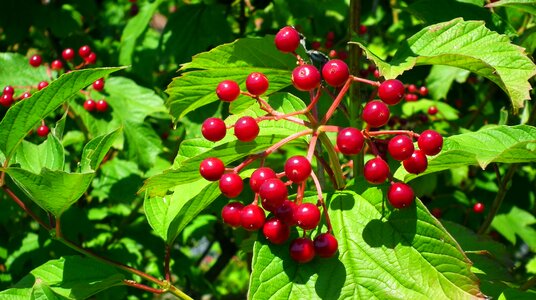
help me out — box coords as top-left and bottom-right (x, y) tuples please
(320, 77), (353, 125)
(310, 170), (332, 233)
(164, 244), (172, 282)
(520, 275), (536, 291)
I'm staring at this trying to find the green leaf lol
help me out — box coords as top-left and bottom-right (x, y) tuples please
(80, 128), (122, 172)
(249, 189), (482, 299)
(491, 206), (536, 251)
(394, 125), (536, 181)
(486, 0), (536, 15)
(0, 256), (124, 300)
(13, 136), (65, 173)
(166, 36), (298, 120)
(402, 99), (460, 120)
(0, 67), (125, 160)
(0, 53), (49, 88)
(425, 65), (470, 100)
(355, 19), (536, 112)
(498, 289), (536, 300)
(123, 122), (162, 170)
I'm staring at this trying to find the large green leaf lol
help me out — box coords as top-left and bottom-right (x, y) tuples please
(425, 65), (470, 100)
(486, 0), (536, 15)
(0, 256), (124, 299)
(395, 125), (536, 181)
(79, 128), (122, 173)
(249, 188), (483, 299)
(166, 36), (299, 120)
(13, 136), (65, 174)
(355, 19), (536, 112)
(0, 67), (125, 160)
(491, 206), (536, 252)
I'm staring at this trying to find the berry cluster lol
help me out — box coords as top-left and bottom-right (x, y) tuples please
(198, 26), (443, 263)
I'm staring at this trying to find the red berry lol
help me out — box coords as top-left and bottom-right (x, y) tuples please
(388, 182), (414, 209)
(326, 31), (335, 41)
(294, 203), (320, 230)
(328, 49), (337, 58)
(219, 173), (243, 198)
(62, 48), (75, 61)
(36, 125), (50, 137)
(314, 233), (338, 258)
(428, 105), (438, 115)
(263, 217), (290, 244)
(202, 117), (226, 142)
(96, 100), (109, 112)
(289, 237), (315, 263)
(418, 130), (443, 156)
(83, 99), (96, 111)
(473, 202), (485, 214)
(250, 167), (277, 193)
(234, 116), (259, 142)
(78, 45), (92, 58)
(324, 40), (333, 49)
(259, 178), (287, 211)
(405, 94), (418, 101)
(336, 127), (364, 155)
(21, 92), (31, 99)
(221, 202), (244, 227)
(358, 25), (368, 35)
(93, 78), (105, 91)
(322, 59), (349, 87)
(284, 155), (311, 183)
(378, 79), (405, 105)
(373, 69), (381, 78)
(275, 200), (297, 226)
(199, 157), (225, 181)
(85, 52), (97, 64)
(246, 72), (269, 96)
(407, 84), (417, 94)
(29, 55), (42, 67)
(364, 156), (390, 184)
(431, 208), (442, 218)
(311, 41), (321, 50)
(240, 204), (265, 231)
(419, 86), (429, 96)
(274, 26), (301, 53)
(292, 65), (321, 91)
(51, 59), (63, 70)
(338, 51), (348, 61)
(388, 135), (414, 161)
(403, 150), (428, 174)
(216, 80), (240, 102)
(37, 81), (49, 91)
(362, 100), (390, 128)
(3, 86), (14, 95)
(0, 94), (13, 107)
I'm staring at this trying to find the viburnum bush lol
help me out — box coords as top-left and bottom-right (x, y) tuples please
(1, 1), (536, 299)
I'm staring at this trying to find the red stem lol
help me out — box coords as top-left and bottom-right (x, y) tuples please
(320, 77), (353, 125)
(310, 170), (333, 233)
(123, 280), (165, 294)
(164, 244), (171, 282)
(2, 186), (52, 230)
(351, 75), (380, 87)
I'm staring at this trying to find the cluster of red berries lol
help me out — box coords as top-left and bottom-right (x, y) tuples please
(83, 78), (109, 113)
(198, 26), (444, 263)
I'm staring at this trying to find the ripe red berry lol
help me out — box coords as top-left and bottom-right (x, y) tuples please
(419, 86), (429, 96)
(407, 84), (417, 94)
(326, 31), (335, 41)
(311, 41), (321, 50)
(292, 64), (321, 91)
(199, 157), (225, 181)
(388, 182), (414, 209)
(96, 100), (109, 112)
(263, 217), (290, 244)
(378, 79), (405, 105)
(324, 40), (333, 49)
(202, 117), (226, 142)
(403, 150), (428, 174)
(362, 100), (390, 128)
(275, 200), (297, 226)
(336, 127), (364, 155)
(0, 94), (13, 107)
(83, 99), (97, 111)
(246, 72), (269, 96)
(85, 52), (97, 64)
(259, 178), (287, 211)
(428, 105), (438, 115)
(62, 48), (75, 61)
(388, 135), (415, 161)
(418, 130), (443, 156)
(221, 202), (244, 227)
(274, 26), (301, 53)
(234, 116), (259, 142)
(289, 237), (315, 263)
(216, 80), (240, 102)
(250, 167), (277, 193)
(36, 125), (50, 137)
(93, 78), (105, 91)
(3, 86), (14, 96)
(78, 45), (92, 58)
(405, 94), (418, 101)
(241, 204), (266, 231)
(294, 203), (321, 230)
(322, 59), (349, 87)
(314, 233), (338, 258)
(358, 25), (368, 35)
(431, 208), (442, 218)
(37, 81), (49, 91)
(284, 156), (311, 183)
(21, 92), (31, 99)
(373, 69), (380, 78)
(51, 59), (63, 70)
(473, 202), (485, 214)
(219, 173), (243, 198)
(328, 49), (337, 58)
(364, 156), (390, 184)
(29, 55), (42, 67)
(338, 51), (348, 61)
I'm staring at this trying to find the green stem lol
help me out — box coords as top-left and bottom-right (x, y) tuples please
(317, 132), (346, 189)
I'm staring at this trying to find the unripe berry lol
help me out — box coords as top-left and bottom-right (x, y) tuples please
(199, 157), (225, 181)
(363, 156), (390, 184)
(388, 182), (414, 209)
(234, 116), (259, 142)
(284, 155), (311, 183)
(314, 233), (338, 258)
(362, 100), (390, 128)
(216, 80), (240, 102)
(322, 59), (349, 87)
(241, 204), (266, 231)
(294, 203), (321, 230)
(221, 202), (244, 227)
(378, 79), (405, 105)
(274, 26), (301, 53)
(418, 130), (443, 156)
(246, 72), (269, 96)
(219, 173), (243, 198)
(289, 237), (315, 263)
(263, 217), (290, 244)
(336, 127), (364, 155)
(250, 167), (277, 193)
(202, 117), (226, 142)
(292, 65), (321, 91)
(403, 150), (428, 174)
(388, 135), (414, 161)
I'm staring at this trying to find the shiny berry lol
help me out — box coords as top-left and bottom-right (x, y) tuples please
(363, 156), (390, 184)
(62, 48), (75, 61)
(388, 182), (414, 209)
(37, 81), (49, 91)
(241, 204), (265, 231)
(362, 100), (390, 128)
(388, 135), (414, 161)
(378, 79), (405, 105)
(29, 55), (42, 67)
(263, 217), (290, 244)
(274, 26), (301, 53)
(292, 65), (321, 91)
(314, 233), (338, 258)
(289, 237), (315, 263)
(21, 92), (31, 99)
(234, 116), (259, 142)
(199, 157), (225, 181)
(328, 49), (337, 58)
(284, 155), (311, 183)
(83, 99), (97, 111)
(418, 130), (443, 156)
(473, 202), (485, 214)
(51, 59), (63, 70)
(405, 94), (418, 101)
(36, 125), (49, 137)
(407, 84), (417, 94)
(428, 105), (438, 115)
(250, 167), (277, 193)
(246, 72), (269, 96)
(419, 86), (429, 96)
(216, 80), (240, 102)
(259, 178), (287, 211)
(96, 100), (109, 112)
(78, 45), (92, 58)
(275, 200), (297, 226)
(3, 86), (14, 95)
(336, 127), (364, 155)
(358, 25), (368, 35)
(322, 59), (349, 87)
(85, 52), (97, 64)
(294, 203), (320, 230)
(0, 94), (13, 107)
(403, 150), (428, 174)
(202, 117), (226, 142)
(219, 173), (243, 198)
(93, 78), (105, 91)
(221, 202), (244, 227)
